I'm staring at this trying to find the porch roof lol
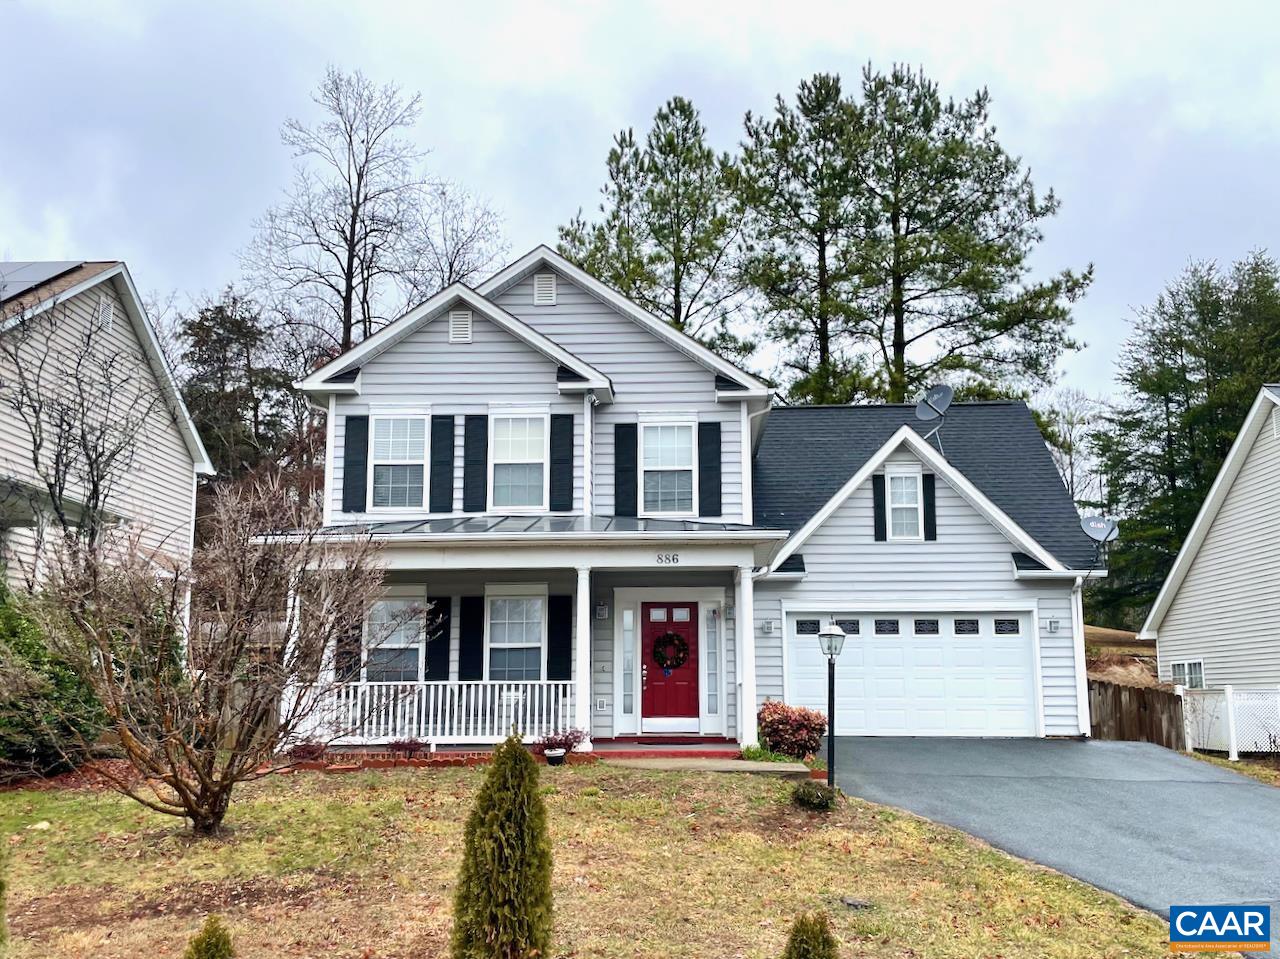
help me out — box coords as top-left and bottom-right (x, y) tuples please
(317, 515), (781, 537)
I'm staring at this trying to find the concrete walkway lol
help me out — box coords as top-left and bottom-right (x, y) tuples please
(600, 757), (809, 778)
(833, 737), (1280, 955)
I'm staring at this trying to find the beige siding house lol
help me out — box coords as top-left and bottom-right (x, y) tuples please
(0, 261), (213, 588)
(1141, 385), (1280, 688)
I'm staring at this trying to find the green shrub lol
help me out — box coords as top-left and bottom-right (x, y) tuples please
(740, 744), (793, 763)
(782, 911), (838, 959)
(451, 734), (553, 959)
(791, 780), (838, 811)
(184, 915), (234, 959)
(0, 588), (103, 782)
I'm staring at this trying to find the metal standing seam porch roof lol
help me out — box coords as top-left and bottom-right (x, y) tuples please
(316, 515), (782, 537)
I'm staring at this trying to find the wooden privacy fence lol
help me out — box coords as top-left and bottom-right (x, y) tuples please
(1088, 679), (1186, 751)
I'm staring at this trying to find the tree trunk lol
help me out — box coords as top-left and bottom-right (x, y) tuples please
(889, 206), (907, 403)
(816, 232), (831, 402)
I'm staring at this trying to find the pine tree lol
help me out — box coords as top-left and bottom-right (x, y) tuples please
(183, 915), (234, 959)
(782, 911), (838, 959)
(560, 97), (751, 360)
(733, 73), (870, 403)
(450, 734), (553, 959)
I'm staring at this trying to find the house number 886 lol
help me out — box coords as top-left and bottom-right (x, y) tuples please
(656, 552), (680, 565)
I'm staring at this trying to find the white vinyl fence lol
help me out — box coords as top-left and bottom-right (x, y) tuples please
(1177, 685), (1280, 760)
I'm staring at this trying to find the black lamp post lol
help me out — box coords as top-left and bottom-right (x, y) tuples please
(817, 620), (846, 788)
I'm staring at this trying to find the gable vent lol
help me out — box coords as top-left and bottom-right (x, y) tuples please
(94, 294), (113, 333)
(533, 272), (557, 306)
(448, 309), (472, 344)
(1273, 406), (1280, 440)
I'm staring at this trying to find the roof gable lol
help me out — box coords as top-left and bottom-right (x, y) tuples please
(1140, 386), (1280, 637)
(478, 246), (770, 396)
(298, 284), (613, 399)
(1, 261), (213, 475)
(756, 402), (1098, 571)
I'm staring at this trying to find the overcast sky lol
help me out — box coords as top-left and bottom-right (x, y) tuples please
(3, 0), (1278, 397)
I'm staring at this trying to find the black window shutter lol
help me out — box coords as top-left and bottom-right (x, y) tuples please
(549, 414), (574, 512)
(614, 422), (637, 517)
(923, 473), (937, 541)
(697, 421), (722, 517)
(424, 598), (450, 680)
(341, 415), (369, 513)
(463, 415), (488, 512)
(335, 622), (362, 682)
(872, 473), (887, 541)
(546, 595), (573, 681)
(429, 415), (455, 513)
(458, 596), (484, 680)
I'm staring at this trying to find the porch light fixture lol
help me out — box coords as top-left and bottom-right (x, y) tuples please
(817, 620), (846, 788)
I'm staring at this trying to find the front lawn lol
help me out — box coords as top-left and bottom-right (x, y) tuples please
(0, 765), (1166, 958)
(1195, 752), (1280, 786)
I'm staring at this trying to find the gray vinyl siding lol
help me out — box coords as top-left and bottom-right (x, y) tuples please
(329, 306), (583, 522)
(0, 279), (196, 589)
(753, 447), (1083, 736)
(1157, 416), (1280, 687)
(491, 270), (746, 522)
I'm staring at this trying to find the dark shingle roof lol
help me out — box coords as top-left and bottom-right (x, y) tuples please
(753, 401), (1098, 569)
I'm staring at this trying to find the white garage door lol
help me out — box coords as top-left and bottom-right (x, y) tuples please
(785, 612), (1039, 736)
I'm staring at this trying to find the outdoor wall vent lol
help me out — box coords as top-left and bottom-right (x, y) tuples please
(448, 309), (472, 344)
(94, 294), (113, 334)
(1273, 406), (1280, 440)
(533, 272), (557, 306)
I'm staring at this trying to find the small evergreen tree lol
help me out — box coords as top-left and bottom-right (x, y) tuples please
(183, 915), (234, 959)
(451, 734), (553, 959)
(782, 911), (838, 959)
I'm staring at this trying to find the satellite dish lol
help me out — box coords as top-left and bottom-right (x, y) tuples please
(915, 384), (954, 422)
(1080, 516), (1119, 544)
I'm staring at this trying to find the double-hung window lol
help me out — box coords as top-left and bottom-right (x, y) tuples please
(370, 416), (427, 509)
(641, 422), (695, 515)
(365, 599), (424, 682)
(1170, 660), (1204, 689)
(487, 591), (545, 681)
(490, 413), (548, 510)
(886, 467), (923, 541)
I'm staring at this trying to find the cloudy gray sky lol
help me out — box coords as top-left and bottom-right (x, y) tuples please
(3, 0), (1278, 396)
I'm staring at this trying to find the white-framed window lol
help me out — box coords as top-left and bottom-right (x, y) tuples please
(485, 585), (547, 681)
(1170, 660), (1205, 689)
(886, 466), (923, 541)
(369, 415), (428, 509)
(489, 411), (549, 511)
(365, 599), (424, 682)
(641, 421), (696, 516)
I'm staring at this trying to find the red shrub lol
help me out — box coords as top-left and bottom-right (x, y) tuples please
(757, 701), (827, 758)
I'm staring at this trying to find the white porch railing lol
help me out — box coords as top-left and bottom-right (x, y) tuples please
(296, 681), (575, 745)
(1178, 685), (1280, 759)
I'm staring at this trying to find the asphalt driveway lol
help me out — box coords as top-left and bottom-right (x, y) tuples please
(833, 737), (1280, 954)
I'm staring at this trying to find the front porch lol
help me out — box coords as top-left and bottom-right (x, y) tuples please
(287, 528), (780, 749)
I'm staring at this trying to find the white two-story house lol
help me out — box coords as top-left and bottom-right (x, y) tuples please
(294, 245), (1099, 749)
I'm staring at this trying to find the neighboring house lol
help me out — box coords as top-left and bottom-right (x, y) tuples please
(0, 261), (213, 588)
(293, 245), (1100, 749)
(1141, 385), (1280, 689)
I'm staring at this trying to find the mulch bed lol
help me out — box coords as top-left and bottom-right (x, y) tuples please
(0, 759), (141, 793)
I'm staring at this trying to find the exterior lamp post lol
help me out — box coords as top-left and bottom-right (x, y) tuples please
(817, 620), (846, 788)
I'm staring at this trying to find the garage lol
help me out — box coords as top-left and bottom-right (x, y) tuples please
(784, 612), (1040, 736)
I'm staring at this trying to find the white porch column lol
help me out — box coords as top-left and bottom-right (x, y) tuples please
(574, 566), (593, 747)
(736, 564), (758, 747)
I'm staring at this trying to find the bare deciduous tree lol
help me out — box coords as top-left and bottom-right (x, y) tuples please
(1037, 386), (1104, 508)
(398, 181), (508, 301)
(33, 475), (403, 836)
(0, 293), (166, 584)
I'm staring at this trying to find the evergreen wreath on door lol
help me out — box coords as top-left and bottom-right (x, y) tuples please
(652, 631), (690, 675)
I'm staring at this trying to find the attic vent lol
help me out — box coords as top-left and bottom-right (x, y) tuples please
(448, 309), (472, 343)
(94, 294), (113, 333)
(1273, 407), (1280, 440)
(533, 272), (557, 306)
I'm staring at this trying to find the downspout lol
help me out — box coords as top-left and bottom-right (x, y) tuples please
(1072, 575), (1090, 737)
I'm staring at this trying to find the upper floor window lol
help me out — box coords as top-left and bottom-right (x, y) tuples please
(887, 468), (923, 541)
(491, 414), (548, 510)
(371, 417), (426, 508)
(642, 423), (694, 515)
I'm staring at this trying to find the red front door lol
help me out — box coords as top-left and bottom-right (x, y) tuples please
(641, 602), (699, 722)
